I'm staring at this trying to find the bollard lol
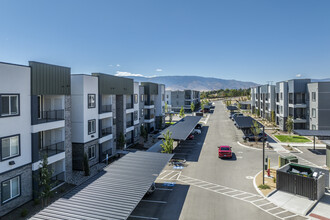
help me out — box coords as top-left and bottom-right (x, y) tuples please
(278, 155), (281, 168)
(267, 158), (271, 177)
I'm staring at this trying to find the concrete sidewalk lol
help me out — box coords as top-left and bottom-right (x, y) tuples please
(309, 192), (330, 220)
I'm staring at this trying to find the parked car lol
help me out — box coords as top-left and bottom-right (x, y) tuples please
(229, 111), (238, 119)
(192, 129), (201, 135)
(243, 133), (267, 141)
(187, 134), (194, 140)
(195, 123), (203, 130)
(232, 113), (244, 121)
(218, 146), (233, 159)
(146, 182), (156, 195)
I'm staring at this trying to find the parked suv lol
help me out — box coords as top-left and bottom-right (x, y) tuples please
(243, 133), (267, 141)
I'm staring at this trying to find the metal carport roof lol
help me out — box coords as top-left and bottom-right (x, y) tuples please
(30, 151), (173, 220)
(294, 130), (330, 137)
(158, 116), (202, 141)
(227, 106), (238, 111)
(234, 116), (263, 129)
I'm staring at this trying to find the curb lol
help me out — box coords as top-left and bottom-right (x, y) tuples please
(237, 141), (274, 152)
(253, 170), (266, 198)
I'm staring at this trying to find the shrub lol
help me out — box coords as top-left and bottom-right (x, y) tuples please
(33, 198), (40, 206)
(21, 208), (28, 217)
(273, 177), (276, 183)
(258, 184), (271, 190)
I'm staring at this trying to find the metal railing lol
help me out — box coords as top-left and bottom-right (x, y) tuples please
(126, 121), (133, 127)
(125, 138), (133, 145)
(145, 100), (154, 105)
(40, 109), (64, 122)
(101, 127), (112, 137)
(101, 104), (112, 113)
(50, 172), (65, 189)
(40, 141), (65, 158)
(144, 114), (155, 120)
(126, 103), (133, 109)
(185, 96), (191, 99)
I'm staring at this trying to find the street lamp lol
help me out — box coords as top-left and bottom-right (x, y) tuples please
(262, 125), (265, 185)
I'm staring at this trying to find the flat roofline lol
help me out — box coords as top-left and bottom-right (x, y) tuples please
(0, 61), (30, 68)
(29, 61), (70, 69)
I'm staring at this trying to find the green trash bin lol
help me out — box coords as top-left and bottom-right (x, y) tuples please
(279, 156), (298, 167)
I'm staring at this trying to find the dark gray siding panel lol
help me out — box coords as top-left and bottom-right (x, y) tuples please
(142, 82), (158, 95)
(92, 73), (133, 95)
(29, 61), (71, 95)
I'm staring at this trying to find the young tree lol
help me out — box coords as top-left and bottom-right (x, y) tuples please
(118, 132), (126, 149)
(165, 102), (168, 113)
(271, 111), (275, 123)
(179, 106), (185, 118)
(83, 153), (90, 176)
(237, 103), (241, 110)
(190, 102), (195, 113)
(39, 154), (53, 207)
(252, 120), (261, 144)
(286, 116), (293, 136)
(257, 109), (260, 117)
(161, 130), (174, 154)
(140, 125), (148, 142)
(201, 103), (205, 112)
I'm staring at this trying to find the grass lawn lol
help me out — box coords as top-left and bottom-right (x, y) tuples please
(165, 122), (176, 125)
(274, 135), (311, 143)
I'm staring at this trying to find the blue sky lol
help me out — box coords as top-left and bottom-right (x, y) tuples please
(0, 0), (329, 84)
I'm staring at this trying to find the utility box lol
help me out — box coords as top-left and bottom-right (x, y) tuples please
(279, 156), (298, 167)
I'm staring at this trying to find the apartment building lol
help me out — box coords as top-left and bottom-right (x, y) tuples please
(275, 81), (289, 130)
(307, 82), (330, 130)
(0, 62), (32, 216)
(141, 82), (165, 132)
(167, 89), (200, 113)
(259, 84), (275, 120)
(30, 62), (72, 197)
(133, 82), (141, 144)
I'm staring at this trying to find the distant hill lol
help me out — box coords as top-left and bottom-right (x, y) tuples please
(125, 75), (258, 91)
(312, 78), (330, 82)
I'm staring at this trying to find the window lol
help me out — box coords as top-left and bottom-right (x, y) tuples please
(140, 94), (144, 102)
(1, 95), (19, 117)
(1, 135), (20, 160)
(88, 120), (96, 134)
(312, 125), (316, 130)
(134, 127), (138, 138)
(312, 108), (316, 118)
(134, 94), (138, 104)
(166, 95), (169, 99)
(88, 94), (96, 108)
(88, 145), (96, 160)
(134, 111), (138, 121)
(280, 106), (283, 114)
(1, 176), (20, 204)
(162, 94), (165, 101)
(280, 93), (283, 100)
(113, 118), (116, 125)
(140, 109), (144, 117)
(312, 92), (316, 102)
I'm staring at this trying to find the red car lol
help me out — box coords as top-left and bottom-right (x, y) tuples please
(218, 146), (232, 159)
(187, 134), (194, 140)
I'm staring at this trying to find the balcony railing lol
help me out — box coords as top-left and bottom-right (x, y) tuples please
(144, 114), (155, 120)
(126, 103), (133, 109)
(145, 100), (154, 105)
(126, 121), (133, 127)
(39, 109), (64, 122)
(50, 171), (65, 189)
(125, 138), (133, 145)
(101, 104), (112, 113)
(185, 96), (191, 99)
(101, 127), (112, 137)
(40, 141), (65, 158)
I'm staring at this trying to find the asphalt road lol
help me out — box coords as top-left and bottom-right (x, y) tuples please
(130, 101), (318, 220)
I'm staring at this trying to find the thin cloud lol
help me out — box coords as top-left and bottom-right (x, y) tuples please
(116, 64), (120, 67)
(296, 74), (302, 78)
(115, 71), (156, 78)
(156, 68), (163, 72)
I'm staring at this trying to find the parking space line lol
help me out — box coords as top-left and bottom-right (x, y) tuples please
(141, 200), (167, 204)
(169, 173), (179, 180)
(283, 214), (297, 219)
(273, 210), (289, 216)
(250, 198), (266, 203)
(258, 202), (272, 207)
(265, 206), (279, 211)
(222, 190), (238, 195)
(159, 171), (174, 179)
(129, 215), (159, 220)
(231, 192), (247, 197)
(241, 195), (259, 200)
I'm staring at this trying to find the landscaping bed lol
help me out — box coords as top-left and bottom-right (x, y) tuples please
(274, 135), (311, 143)
(255, 169), (277, 197)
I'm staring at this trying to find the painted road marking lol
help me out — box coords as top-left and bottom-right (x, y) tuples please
(178, 175), (308, 220)
(246, 176), (254, 179)
(237, 156), (243, 159)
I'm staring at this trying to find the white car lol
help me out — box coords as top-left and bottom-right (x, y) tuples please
(192, 129), (201, 135)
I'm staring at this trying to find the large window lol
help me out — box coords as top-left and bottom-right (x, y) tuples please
(1, 95), (19, 117)
(88, 94), (96, 108)
(134, 111), (138, 121)
(312, 108), (316, 118)
(88, 120), (96, 135)
(88, 145), (96, 160)
(312, 92), (316, 102)
(1, 135), (20, 160)
(1, 176), (20, 204)
(134, 94), (138, 104)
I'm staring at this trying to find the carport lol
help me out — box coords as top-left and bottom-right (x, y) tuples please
(234, 116), (263, 133)
(321, 140), (330, 168)
(30, 151), (173, 220)
(158, 116), (202, 141)
(227, 105), (238, 112)
(294, 129), (330, 150)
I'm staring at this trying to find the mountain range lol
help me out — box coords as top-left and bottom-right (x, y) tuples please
(124, 75), (258, 91)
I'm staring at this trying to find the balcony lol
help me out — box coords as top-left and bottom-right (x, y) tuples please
(145, 114), (155, 120)
(126, 103), (133, 109)
(40, 141), (65, 158)
(50, 171), (65, 189)
(185, 96), (191, 99)
(39, 109), (64, 122)
(126, 121), (133, 128)
(145, 100), (154, 106)
(101, 127), (112, 137)
(101, 104), (112, 113)
(125, 138), (133, 145)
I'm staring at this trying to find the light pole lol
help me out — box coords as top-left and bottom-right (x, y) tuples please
(262, 125), (265, 185)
